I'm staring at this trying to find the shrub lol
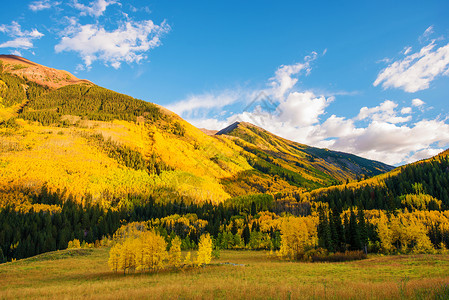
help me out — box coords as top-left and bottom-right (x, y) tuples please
(304, 248), (367, 262)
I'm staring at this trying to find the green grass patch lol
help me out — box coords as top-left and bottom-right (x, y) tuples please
(1, 249), (449, 299)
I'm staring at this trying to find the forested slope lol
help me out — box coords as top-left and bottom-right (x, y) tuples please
(0, 56), (393, 211)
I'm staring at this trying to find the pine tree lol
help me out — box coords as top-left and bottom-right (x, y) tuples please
(251, 201), (257, 216)
(0, 247), (5, 264)
(317, 208), (332, 250)
(231, 221), (238, 235)
(358, 209), (368, 253)
(332, 209), (345, 252)
(348, 209), (362, 251)
(242, 224), (251, 245)
(328, 210), (338, 252)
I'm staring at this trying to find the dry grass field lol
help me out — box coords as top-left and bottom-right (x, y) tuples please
(1, 249), (449, 299)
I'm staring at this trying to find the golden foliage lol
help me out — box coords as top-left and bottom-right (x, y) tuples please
(197, 233), (213, 266)
(278, 216), (318, 260)
(109, 230), (168, 274)
(366, 210), (446, 253)
(169, 236), (182, 268)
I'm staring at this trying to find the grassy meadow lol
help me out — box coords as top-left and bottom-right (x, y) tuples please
(1, 249), (449, 299)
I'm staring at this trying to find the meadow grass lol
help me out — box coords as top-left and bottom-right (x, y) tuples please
(1, 249), (449, 299)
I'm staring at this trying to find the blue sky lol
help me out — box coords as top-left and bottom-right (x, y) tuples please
(1, 0), (449, 165)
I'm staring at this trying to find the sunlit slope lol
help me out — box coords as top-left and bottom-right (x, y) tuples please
(0, 57), (394, 208)
(0, 55), (92, 89)
(217, 122), (393, 189)
(0, 71), (246, 206)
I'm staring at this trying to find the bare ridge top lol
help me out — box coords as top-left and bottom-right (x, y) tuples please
(0, 54), (92, 89)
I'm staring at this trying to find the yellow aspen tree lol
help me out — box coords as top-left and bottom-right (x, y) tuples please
(142, 231), (168, 271)
(119, 238), (137, 275)
(411, 222), (434, 254)
(136, 235), (146, 272)
(197, 233), (213, 266)
(184, 251), (192, 266)
(108, 243), (122, 272)
(278, 217), (314, 260)
(169, 236), (182, 268)
(377, 213), (394, 253)
(439, 242), (448, 254)
(68, 239), (81, 249)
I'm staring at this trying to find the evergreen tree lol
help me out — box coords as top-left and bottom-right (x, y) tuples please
(231, 221), (238, 235)
(0, 247), (5, 263)
(332, 208), (345, 252)
(317, 208), (332, 250)
(251, 201), (257, 216)
(348, 209), (362, 250)
(358, 209), (368, 253)
(242, 224), (251, 245)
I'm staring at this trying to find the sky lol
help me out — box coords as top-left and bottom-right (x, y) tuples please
(1, 0), (449, 166)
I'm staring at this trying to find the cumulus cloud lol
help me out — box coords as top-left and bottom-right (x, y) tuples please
(412, 98), (425, 107)
(55, 19), (170, 69)
(374, 40), (449, 93)
(356, 100), (411, 124)
(72, 0), (117, 17)
(0, 21), (44, 49)
(278, 91), (331, 127)
(401, 107), (412, 114)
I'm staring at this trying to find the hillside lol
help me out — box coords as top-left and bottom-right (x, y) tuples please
(0, 56), (393, 212)
(304, 148), (449, 211)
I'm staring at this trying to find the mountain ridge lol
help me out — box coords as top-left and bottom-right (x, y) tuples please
(0, 55), (92, 89)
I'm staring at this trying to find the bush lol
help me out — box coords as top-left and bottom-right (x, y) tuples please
(304, 248), (367, 262)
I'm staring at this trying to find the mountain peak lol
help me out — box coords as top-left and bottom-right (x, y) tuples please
(215, 121), (262, 135)
(215, 121), (241, 135)
(0, 54), (92, 89)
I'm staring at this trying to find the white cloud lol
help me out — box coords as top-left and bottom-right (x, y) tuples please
(278, 91), (331, 127)
(29, 0), (55, 11)
(55, 19), (170, 69)
(374, 41), (449, 92)
(166, 91), (241, 117)
(419, 25), (434, 43)
(403, 46), (412, 55)
(356, 100), (411, 124)
(401, 107), (412, 114)
(0, 21), (44, 50)
(72, 0), (117, 17)
(408, 147), (443, 162)
(10, 50), (22, 56)
(269, 51), (317, 99)
(412, 98), (425, 107)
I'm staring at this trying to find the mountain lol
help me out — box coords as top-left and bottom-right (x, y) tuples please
(0, 56), (393, 212)
(216, 121), (392, 182)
